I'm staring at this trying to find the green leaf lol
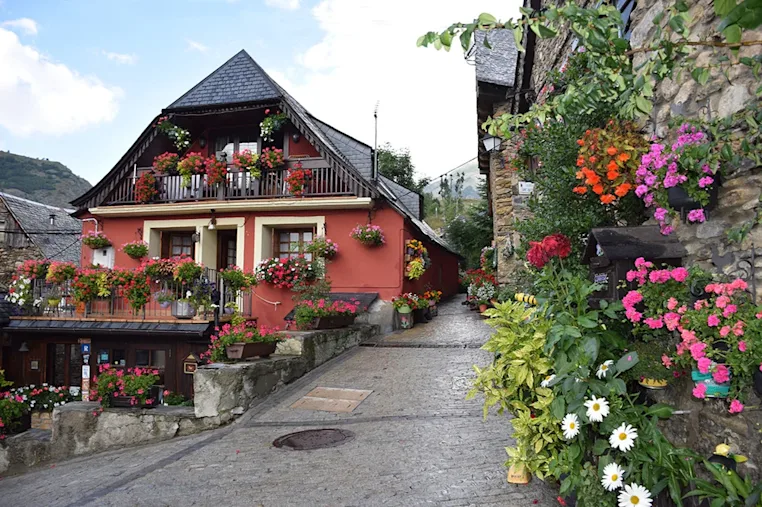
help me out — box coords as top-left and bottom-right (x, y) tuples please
(668, 14), (686, 33)
(647, 403), (675, 419)
(715, 0), (738, 16)
(720, 0), (762, 31)
(675, 0), (690, 11)
(512, 26), (525, 52)
(635, 95), (653, 114)
(723, 23), (743, 44)
(582, 337), (599, 361)
(611, 378), (627, 395)
(577, 315), (598, 328)
(616, 351), (639, 372)
(691, 67), (711, 85)
(653, 12), (665, 24)
(562, 325), (582, 338)
(536, 24), (557, 38)
(592, 439), (609, 456)
(439, 31), (452, 48)
(478, 12), (498, 25)
(550, 396), (566, 421)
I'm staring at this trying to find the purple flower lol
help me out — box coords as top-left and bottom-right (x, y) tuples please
(635, 185), (649, 197)
(687, 209), (705, 223)
(663, 175), (679, 188)
(653, 208), (668, 221)
(645, 174), (657, 186)
(698, 176), (714, 188)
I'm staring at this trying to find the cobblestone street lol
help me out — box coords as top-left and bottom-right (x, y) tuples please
(0, 299), (558, 506)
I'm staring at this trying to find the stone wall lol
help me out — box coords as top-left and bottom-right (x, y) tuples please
(0, 245), (42, 291)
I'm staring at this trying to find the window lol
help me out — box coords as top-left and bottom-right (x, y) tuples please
(170, 233), (193, 257)
(135, 349), (166, 369)
(215, 132), (259, 164)
(274, 229), (314, 261)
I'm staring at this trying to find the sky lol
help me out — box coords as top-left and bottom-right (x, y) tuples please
(0, 0), (519, 185)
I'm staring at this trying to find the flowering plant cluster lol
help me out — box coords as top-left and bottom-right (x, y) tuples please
(526, 232), (571, 269)
(259, 109), (288, 142)
(460, 268), (496, 288)
(293, 298), (363, 329)
(205, 155), (228, 186)
(572, 121), (649, 205)
(18, 259), (50, 280)
(71, 269), (110, 302)
(46, 261), (77, 284)
(173, 256), (204, 284)
(480, 246), (495, 274)
(141, 256), (182, 281)
(152, 152), (179, 174)
(259, 147), (285, 170)
(232, 149), (261, 178)
(423, 290), (442, 303)
(177, 152), (205, 186)
(203, 321), (283, 362)
(219, 266), (257, 293)
(91, 364), (160, 407)
(0, 393), (28, 439)
(391, 293), (423, 311)
(623, 258), (762, 407)
(635, 124), (717, 235)
(305, 237), (338, 259)
(285, 162), (312, 197)
(6, 275), (40, 309)
(134, 171), (158, 203)
(81, 230), (112, 249)
(156, 116), (191, 151)
(121, 240), (149, 260)
(255, 256), (317, 289)
(405, 239), (431, 280)
(350, 224), (385, 246)
(10, 384), (76, 412)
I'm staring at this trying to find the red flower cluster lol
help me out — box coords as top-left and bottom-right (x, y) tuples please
(260, 147), (285, 170)
(285, 162), (312, 197)
(459, 268), (496, 288)
(526, 233), (572, 269)
(135, 171), (158, 203)
(205, 156), (228, 186)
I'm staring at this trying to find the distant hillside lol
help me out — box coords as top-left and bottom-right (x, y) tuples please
(423, 161), (483, 199)
(0, 151), (92, 208)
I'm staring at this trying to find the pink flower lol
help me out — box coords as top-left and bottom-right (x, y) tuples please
(697, 357), (712, 374)
(739, 341), (747, 352)
(713, 364), (730, 384)
(670, 267), (689, 282)
(730, 279), (748, 291)
(723, 305), (738, 318)
(719, 326), (731, 337)
(690, 341), (707, 360)
(729, 399), (744, 414)
(644, 317), (664, 329)
(692, 383), (707, 399)
(664, 312), (681, 331)
(649, 270), (672, 284)
(622, 290), (643, 309)
(715, 295), (730, 309)
(694, 300), (708, 310)
(733, 321), (745, 336)
(677, 305), (687, 314)
(625, 308), (642, 323)
(634, 257), (652, 269)
(661, 355), (673, 369)
(687, 209), (706, 223)
(707, 314), (720, 327)
(667, 297), (679, 310)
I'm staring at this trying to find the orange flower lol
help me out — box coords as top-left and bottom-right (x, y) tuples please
(589, 156), (597, 164)
(606, 160), (618, 172)
(576, 157), (586, 167)
(592, 183), (604, 195)
(575, 170), (585, 180)
(607, 170), (620, 181)
(617, 152), (631, 162)
(577, 139), (585, 146)
(585, 130), (591, 135)
(586, 173), (601, 185)
(573, 186), (588, 194)
(614, 183), (632, 197)
(600, 194), (616, 204)
(606, 146), (618, 156)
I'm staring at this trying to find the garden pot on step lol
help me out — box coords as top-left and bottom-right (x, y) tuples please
(413, 308), (430, 324)
(225, 341), (277, 360)
(479, 304), (488, 313)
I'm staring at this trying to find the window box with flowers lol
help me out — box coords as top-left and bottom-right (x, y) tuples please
(293, 298), (363, 330)
(152, 152), (179, 175)
(202, 321), (283, 362)
(91, 364), (161, 408)
(259, 147), (285, 171)
(260, 109), (288, 142)
(205, 155), (228, 189)
(81, 231), (112, 250)
(121, 240), (149, 260)
(305, 237), (339, 259)
(177, 152), (205, 187)
(285, 162), (312, 197)
(233, 149), (261, 178)
(350, 224), (385, 247)
(135, 171), (158, 203)
(255, 256), (317, 289)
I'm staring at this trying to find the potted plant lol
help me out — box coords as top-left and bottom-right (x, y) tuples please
(423, 289), (442, 317)
(476, 283), (496, 313)
(412, 295), (433, 323)
(259, 109), (288, 142)
(17, 259), (50, 280)
(259, 147), (285, 171)
(233, 149), (261, 178)
(177, 152), (205, 187)
(154, 289), (175, 309)
(46, 261), (77, 284)
(350, 224), (385, 247)
(293, 298), (362, 330)
(205, 155), (228, 187)
(172, 291), (197, 319)
(141, 257), (178, 282)
(305, 237), (339, 259)
(152, 152), (179, 174)
(11, 384), (76, 429)
(134, 171), (158, 203)
(156, 116), (191, 151)
(285, 162), (312, 197)
(81, 231), (111, 249)
(255, 256), (317, 289)
(0, 395), (30, 438)
(392, 294), (417, 329)
(121, 240), (149, 260)
(91, 365), (160, 408)
(204, 321), (283, 361)
(224, 301), (238, 315)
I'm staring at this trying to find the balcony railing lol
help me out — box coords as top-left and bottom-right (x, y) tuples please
(17, 268), (253, 322)
(107, 166), (371, 205)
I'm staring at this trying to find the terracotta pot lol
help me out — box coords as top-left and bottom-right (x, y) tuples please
(225, 341), (277, 360)
(479, 304), (488, 313)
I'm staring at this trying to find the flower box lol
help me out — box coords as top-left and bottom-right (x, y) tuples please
(413, 308), (431, 324)
(313, 315), (356, 329)
(667, 182), (719, 214)
(31, 411), (53, 430)
(110, 395), (158, 409)
(225, 341), (277, 360)
(691, 370), (730, 398)
(171, 301), (196, 319)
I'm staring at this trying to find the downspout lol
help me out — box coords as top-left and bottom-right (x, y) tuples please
(80, 217), (100, 233)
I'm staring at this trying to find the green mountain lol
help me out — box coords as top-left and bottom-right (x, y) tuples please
(0, 151), (92, 209)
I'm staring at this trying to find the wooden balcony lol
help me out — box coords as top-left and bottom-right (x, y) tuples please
(107, 166), (372, 205)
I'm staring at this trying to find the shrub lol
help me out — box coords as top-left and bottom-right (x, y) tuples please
(91, 364), (160, 407)
(203, 322), (283, 362)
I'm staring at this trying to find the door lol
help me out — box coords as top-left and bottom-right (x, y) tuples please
(217, 231), (237, 270)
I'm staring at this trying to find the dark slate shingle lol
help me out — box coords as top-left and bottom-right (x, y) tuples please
(475, 30), (518, 87)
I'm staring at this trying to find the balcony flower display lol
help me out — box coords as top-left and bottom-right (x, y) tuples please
(173, 257), (204, 284)
(121, 240), (149, 260)
(260, 109), (288, 142)
(205, 155), (228, 186)
(152, 152), (179, 174)
(121, 273), (152, 312)
(135, 171), (158, 203)
(259, 147), (285, 170)
(350, 224), (385, 247)
(81, 230), (112, 249)
(220, 266), (257, 293)
(572, 121), (649, 205)
(6, 275), (40, 310)
(156, 116), (191, 151)
(635, 124), (718, 235)
(305, 236), (338, 259)
(285, 162), (312, 197)
(293, 298), (362, 330)
(177, 152), (205, 186)
(46, 261), (77, 284)
(233, 149), (261, 178)
(17, 259), (50, 280)
(203, 321), (283, 362)
(72, 269), (110, 303)
(91, 364), (160, 408)
(255, 256), (317, 289)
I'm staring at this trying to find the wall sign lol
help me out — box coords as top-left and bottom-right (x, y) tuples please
(518, 181), (535, 195)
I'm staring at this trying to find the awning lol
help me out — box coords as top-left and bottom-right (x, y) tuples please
(6, 319), (212, 337)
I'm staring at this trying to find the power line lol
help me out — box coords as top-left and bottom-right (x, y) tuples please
(1, 230), (80, 235)
(44, 237), (82, 260)
(387, 155), (478, 201)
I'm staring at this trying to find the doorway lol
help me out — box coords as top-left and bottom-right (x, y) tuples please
(217, 230), (237, 270)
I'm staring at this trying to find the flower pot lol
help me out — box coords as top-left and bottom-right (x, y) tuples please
(753, 369), (762, 397)
(313, 315), (356, 329)
(506, 463), (531, 484)
(639, 378), (668, 390)
(159, 301), (172, 309)
(692, 369), (730, 398)
(224, 306), (236, 315)
(413, 308), (430, 324)
(396, 304), (412, 314)
(31, 411), (53, 430)
(46, 298), (61, 308)
(225, 341), (277, 360)
(397, 312), (414, 329)
(171, 301), (196, 319)
(667, 180), (719, 213)
(479, 304), (488, 313)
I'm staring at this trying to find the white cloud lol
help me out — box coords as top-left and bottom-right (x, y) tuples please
(265, 0), (300, 9)
(186, 39), (209, 53)
(270, 0), (520, 180)
(102, 50), (138, 65)
(0, 28), (121, 136)
(2, 18), (38, 36)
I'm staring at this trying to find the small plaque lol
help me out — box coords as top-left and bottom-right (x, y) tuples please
(518, 181), (535, 195)
(184, 363), (197, 374)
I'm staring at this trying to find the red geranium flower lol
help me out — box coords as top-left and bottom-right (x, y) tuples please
(541, 233), (571, 259)
(527, 241), (550, 269)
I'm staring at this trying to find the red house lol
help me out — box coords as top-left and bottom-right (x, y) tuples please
(4, 50), (460, 396)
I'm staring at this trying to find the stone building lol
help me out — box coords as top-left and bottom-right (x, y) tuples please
(0, 192), (81, 290)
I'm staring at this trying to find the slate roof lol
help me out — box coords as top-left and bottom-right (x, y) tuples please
(6, 319), (212, 336)
(167, 50), (281, 110)
(0, 193), (81, 264)
(475, 30), (518, 87)
(311, 117), (373, 179)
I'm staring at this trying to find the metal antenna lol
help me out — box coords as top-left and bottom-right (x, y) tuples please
(374, 101), (379, 180)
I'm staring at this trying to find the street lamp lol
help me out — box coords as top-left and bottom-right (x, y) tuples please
(482, 134), (501, 153)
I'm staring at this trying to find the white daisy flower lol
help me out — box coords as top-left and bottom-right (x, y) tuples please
(618, 483), (652, 507)
(597, 360), (614, 379)
(561, 413), (580, 440)
(540, 374), (556, 388)
(610, 423), (638, 452)
(584, 396), (610, 422)
(601, 462), (625, 491)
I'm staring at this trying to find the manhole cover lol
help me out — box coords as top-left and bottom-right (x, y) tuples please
(273, 429), (355, 450)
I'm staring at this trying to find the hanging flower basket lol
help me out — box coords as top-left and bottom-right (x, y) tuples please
(350, 224), (385, 247)
(135, 172), (158, 203)
(81, 231), (111, 249)
(121, 240), (149, 260)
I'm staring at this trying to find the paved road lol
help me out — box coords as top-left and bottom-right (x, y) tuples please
(0, 299), (558, 506)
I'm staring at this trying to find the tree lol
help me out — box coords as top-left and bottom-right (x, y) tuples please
(438, 171), (465, 223)
(444, 179), (492, 268)
(377, 143), (429, 193)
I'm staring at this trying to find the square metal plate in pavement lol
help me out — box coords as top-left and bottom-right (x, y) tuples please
(290, 387), (373, 413)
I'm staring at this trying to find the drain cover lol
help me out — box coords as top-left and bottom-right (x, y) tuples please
(273, 429), (354, 450)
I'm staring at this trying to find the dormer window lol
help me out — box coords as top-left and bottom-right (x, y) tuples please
(214, 131), (259, 162)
